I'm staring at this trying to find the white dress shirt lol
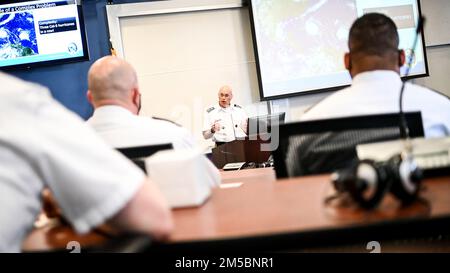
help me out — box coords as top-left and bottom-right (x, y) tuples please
(87, 106), (196, 149)
(301, 70), (450, 138)
(0, 73), (145, 252)
(203, 104), (248, 142)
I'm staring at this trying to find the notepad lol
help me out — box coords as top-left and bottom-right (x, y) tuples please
(220, 182), (243, 189)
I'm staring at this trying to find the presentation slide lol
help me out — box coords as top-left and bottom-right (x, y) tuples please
(250, 0), (427, 99)
(0, 0), (87, 68)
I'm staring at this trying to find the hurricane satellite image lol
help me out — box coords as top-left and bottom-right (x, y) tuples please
(0, 12), (39, 60)
(253, 0), (356, 83)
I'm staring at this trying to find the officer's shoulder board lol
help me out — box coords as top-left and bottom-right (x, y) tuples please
(152, 116), (181, 127)
(206, 106), (215, 113)
(234, 104), (242, 108)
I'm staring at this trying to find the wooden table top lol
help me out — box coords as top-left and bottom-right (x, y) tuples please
(22, 168), (450, 252)
(170, 170), (450, 243)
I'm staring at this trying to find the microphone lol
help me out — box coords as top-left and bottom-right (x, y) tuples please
(399, 16), (426, 140)
(229, 111), (238, 141)
(396, 16), (425, 196)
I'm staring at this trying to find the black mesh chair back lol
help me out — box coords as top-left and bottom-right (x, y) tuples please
(116, 143), (173, 173)
(273, 112), (424, 178)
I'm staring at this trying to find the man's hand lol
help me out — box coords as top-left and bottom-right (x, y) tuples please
(42, 188), (62, 219)
(211, 120), (221, 133)
(35, 188), (68, 229)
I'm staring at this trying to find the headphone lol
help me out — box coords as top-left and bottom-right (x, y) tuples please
(330, 153), (423, 209)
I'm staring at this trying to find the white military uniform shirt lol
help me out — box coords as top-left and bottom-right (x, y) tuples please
(87, 106), (196, 149)
(203, 104), (248, 142)
(0, 73), (145, 252)
(301, 70), (450, 138)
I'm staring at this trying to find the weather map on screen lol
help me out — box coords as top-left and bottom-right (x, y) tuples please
(249, 0), (428, 99)
(0, 11), (39, 59)
(0, 0), (89, 70)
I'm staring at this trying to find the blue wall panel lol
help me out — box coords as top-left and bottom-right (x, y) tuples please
(8, 0), (153, 119)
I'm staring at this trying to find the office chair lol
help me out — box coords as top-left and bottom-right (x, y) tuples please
(272, 112), (424, 178)
(116, 143), (173, 173)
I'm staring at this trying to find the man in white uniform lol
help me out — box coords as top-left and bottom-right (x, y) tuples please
(203, 85), (249, 145)
(86, 56), (195, 149)
(301, 13), (450, 138)
(0, 72), (172, 252)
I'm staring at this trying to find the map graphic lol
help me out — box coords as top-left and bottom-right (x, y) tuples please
(254, 0), (356, 83)
(0, 12), (39, 60)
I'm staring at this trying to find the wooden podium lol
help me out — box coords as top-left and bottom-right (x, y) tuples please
(211, 137), (272, 169)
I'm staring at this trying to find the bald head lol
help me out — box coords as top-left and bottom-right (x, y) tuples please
(87, 56), (139, 111)
(218, 85), (233, 108)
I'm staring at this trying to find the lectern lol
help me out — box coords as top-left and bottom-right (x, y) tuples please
(211, 137), (272, 169)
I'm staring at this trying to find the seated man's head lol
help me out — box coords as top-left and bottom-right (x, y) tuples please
(345, 13), (405, 78)
(87, 56), (141, 114)
(218, 85), (233, 108)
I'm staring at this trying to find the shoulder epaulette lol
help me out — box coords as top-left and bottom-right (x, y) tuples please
(152, 116), (181, 127)
(206, 106), (215, 113)
(234, 104), (242, 108)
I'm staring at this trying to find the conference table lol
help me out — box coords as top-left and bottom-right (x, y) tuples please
(22, 168), (450, 252)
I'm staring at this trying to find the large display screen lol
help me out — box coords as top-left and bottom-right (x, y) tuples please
(0, 0), (89, 70)
(249, 0), (429, 100)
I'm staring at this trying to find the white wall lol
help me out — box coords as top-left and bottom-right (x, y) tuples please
(421, 0), (450, 47)
(413, 0), (450, 97)
(107, 0), (450, 134)
(414, 46), (450, 97)
(108, 0), (268, 149)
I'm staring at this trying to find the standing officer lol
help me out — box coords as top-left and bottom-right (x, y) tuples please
(203, 85), (248, 145)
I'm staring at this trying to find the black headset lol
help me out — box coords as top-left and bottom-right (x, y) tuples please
(330, 153), (423, 209)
